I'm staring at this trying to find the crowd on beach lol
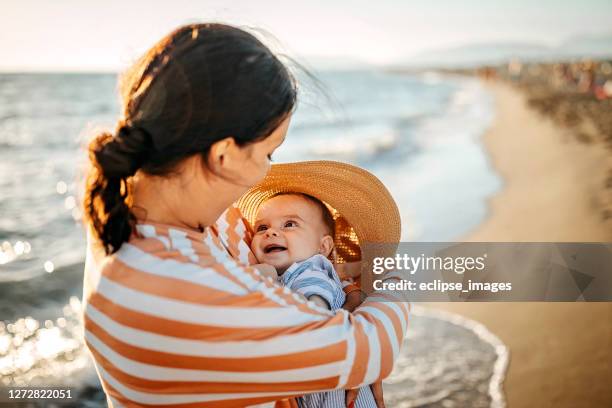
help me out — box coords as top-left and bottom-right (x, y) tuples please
(477, 59), (612, 223)
(478, 59), (612, 142)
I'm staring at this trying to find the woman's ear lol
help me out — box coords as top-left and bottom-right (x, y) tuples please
(208, 136), (237, 171)
(319, 235), (334, 258)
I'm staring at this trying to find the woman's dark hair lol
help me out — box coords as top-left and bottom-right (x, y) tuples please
(84, 23), (297, 255)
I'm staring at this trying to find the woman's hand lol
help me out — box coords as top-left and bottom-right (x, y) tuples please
(341, 289), (364, 312)
(345, 382), (385, 408)
(370, 382), (386, 408)
(338, 261), (367, 313)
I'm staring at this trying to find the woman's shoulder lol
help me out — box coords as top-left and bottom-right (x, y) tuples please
(85, 221), (250, 299)
(84, 208), (259, 301)
(124, 207), (255, 269)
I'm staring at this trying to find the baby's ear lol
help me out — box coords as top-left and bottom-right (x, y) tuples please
(319, 235), (334, 258)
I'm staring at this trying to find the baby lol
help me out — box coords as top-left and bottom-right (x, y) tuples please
(250, 192), (377, 408)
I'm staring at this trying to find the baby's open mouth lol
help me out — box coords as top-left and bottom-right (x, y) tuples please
(264, 244), (287, 254)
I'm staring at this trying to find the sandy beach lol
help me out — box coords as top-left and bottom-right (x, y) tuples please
(429, 82), (612, 407)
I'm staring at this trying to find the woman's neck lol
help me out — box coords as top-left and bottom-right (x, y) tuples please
(131, 171), (234, 231)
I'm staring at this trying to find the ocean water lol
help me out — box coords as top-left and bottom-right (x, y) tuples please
(0, 70), (504, 405)
(280, 70), (500, 241)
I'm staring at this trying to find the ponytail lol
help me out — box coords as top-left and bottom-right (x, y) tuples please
(84, 125), (152, 254)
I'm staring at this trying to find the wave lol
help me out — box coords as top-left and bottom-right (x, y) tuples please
(308, 131), (399, 159)
(291, 110), (430, 133)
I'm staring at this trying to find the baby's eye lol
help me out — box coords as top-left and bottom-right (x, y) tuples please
(256, 225), (268, 233)
(284, 220), (297, 228)
(267, 153), (274, 162)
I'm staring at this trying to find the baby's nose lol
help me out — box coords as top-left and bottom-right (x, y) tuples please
(265, 228), (280, 237)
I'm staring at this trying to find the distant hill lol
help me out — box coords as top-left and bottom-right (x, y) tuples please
(560, 33), (612, 57)
(298, 55), (374, 71)
(399, 33), (612, 68)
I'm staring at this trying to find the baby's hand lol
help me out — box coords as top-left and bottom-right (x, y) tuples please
(252, 263), (278, 280)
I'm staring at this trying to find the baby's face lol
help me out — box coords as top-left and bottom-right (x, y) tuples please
(251, 194), (331, 274)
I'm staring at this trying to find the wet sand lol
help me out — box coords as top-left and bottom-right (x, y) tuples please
(429, 82), (612, 407)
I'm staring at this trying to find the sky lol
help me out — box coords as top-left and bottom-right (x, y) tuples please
(1, 0), (611, 71)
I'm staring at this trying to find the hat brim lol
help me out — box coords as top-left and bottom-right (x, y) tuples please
(236, 161), (401, 247)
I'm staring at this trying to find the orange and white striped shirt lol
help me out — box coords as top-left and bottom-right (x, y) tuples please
(83, 206), (409, 408)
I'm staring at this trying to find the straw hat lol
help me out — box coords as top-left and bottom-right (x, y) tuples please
(236, 161), (401, 267)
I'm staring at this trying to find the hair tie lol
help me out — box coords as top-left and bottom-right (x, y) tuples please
(95, 125), (153, 178)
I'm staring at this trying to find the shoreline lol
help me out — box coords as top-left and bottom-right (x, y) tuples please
(430, 81), (612, 407)
(461, 81), (612, 242)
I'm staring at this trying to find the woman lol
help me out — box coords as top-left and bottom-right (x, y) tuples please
(82, 23), (408, 408)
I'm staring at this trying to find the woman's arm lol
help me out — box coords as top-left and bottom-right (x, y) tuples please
(83, 248), (408, 407)
(342, 279), (388, 408)
(214, 260), (409, 392)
